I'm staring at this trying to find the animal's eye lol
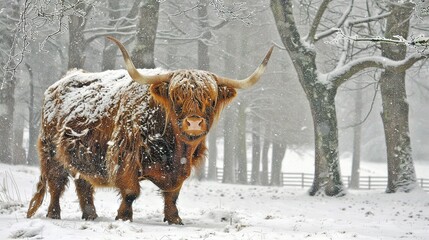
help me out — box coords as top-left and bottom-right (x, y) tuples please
(197, 100), (203, 109)
(205, 100), (215, 113)
(207, 99), (216, 109)
(175, 105), (182, 113)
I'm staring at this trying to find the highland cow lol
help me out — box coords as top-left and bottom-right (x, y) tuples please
(27, 37), (273, 224)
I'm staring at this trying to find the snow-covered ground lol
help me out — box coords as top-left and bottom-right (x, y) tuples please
(0, 159), (428, 240)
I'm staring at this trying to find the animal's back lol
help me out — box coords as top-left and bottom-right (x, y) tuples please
(39, 68), (166, 185)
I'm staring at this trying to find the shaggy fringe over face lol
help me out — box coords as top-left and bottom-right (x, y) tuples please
(149, 70), (237, 137)
(168, 70), (218, 116)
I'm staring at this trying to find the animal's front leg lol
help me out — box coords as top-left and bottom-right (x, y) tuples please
(163, 185), (183, 225)
(115, 172), (140, 221)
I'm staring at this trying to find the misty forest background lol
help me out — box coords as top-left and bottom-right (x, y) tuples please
(0, 0), (428, 196)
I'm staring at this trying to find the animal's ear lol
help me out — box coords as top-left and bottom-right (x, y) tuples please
(217, 85), (237, 106)
(150, 83), (170, 106)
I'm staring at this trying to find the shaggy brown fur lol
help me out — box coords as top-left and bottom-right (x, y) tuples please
(27, 39), (272, 224)
(26, 70), (235, 224)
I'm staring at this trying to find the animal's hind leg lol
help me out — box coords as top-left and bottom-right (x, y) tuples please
(45, 158), (69, 219)
(75, 178), (98, 220)
(115, 170), (140, 221)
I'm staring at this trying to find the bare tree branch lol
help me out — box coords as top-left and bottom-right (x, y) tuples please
(209, 0), (254, 25)
(314, 0), (354, 42)
(306, 0), (332, 43)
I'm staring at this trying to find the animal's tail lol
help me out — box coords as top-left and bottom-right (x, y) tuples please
(26, 175), (46, 218)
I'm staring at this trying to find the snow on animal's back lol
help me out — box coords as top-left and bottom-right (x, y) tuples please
(42, 68), (167, 125)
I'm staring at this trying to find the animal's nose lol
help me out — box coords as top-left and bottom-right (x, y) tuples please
(185, 117), (203, 131)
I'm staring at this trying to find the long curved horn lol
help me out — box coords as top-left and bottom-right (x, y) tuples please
(217, 46), (274, 89)
(107, 36), (170, 85)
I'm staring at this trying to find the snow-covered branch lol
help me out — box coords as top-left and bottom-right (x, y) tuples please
(1, 0), (94, 78)
(331, 52), (429, 87)
(347, 12), (391, 26)
(83, 25), (136, 34)
(334, 29), (429, 47)
(209, 0), (254, 25)
(3, 0), (31, 76)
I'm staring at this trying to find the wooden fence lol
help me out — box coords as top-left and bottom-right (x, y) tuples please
(206, 168), (429, 191)
(282, 173), (429, 191)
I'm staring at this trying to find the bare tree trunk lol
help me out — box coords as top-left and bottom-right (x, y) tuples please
(13, 115), (25, 165)
(251, 117), (261, 185)
(0, 79), (15, 164)
(194, 0), (211, 180)
(380, 2), (416, 193)
(26, 64), (38, 165)
(102, 0), (143, 70)
(101, 0), (121, 71)
(132, 0), (159, 69)
(222, 32), (236, 184)
(68, 1), (89, 69)
(207, 128), (218, 181)
(261, 127), (271, 186)
(0, 0), (19, 164)
(222, 108), (235, 183)
(271, 142), (286, 186)
(271, 0), (344, 196)
(308, 87), (343, 195)
(236, 103), (247, 184)
(198, 0), (210, 70)
(350, 86), (362, 189)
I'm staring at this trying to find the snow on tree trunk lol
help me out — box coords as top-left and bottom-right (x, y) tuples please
(0, 0), (19, 164)
(198, 0), (210, 71)
(194, 1), (212, 180)
(236, 103), (248, 184)
(26, 64), (38, 165)
(101, 0), (120, 71)
(251, 117), (261, 185)
(270, 141), (286, 186)
(308, 85), (344, 196)
(222, 33), (237, 184)
(271, 0), (344, 196)
(350, 86), (362, 189)
(381, 68), (416, 192)
(132, 0), (159, 69)
(0, 78), (15, 164)
(222, 107), (236, 184)
(380, 2), (417, 193)
(67, 1), (88, 69)
(207, 129), (218, 181)
(261, 126), (271, 186)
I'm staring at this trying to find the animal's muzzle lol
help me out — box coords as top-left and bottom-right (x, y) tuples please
(182, 115), (207, 137)
(186, 117), (203, 130)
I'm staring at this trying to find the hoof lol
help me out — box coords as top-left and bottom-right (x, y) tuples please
(82, 212), (98, 221)
(82, 206), (98, 220)
(164, 216), (183, 225)
(115, 207), (133, 221)
(46, 212), (61, 219)
(115, 213), (133, 222)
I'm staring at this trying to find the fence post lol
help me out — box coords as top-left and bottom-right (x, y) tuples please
(347, 176), (350, 188)
(301, 173), (304, 188)
(368, 176), (371, 190)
